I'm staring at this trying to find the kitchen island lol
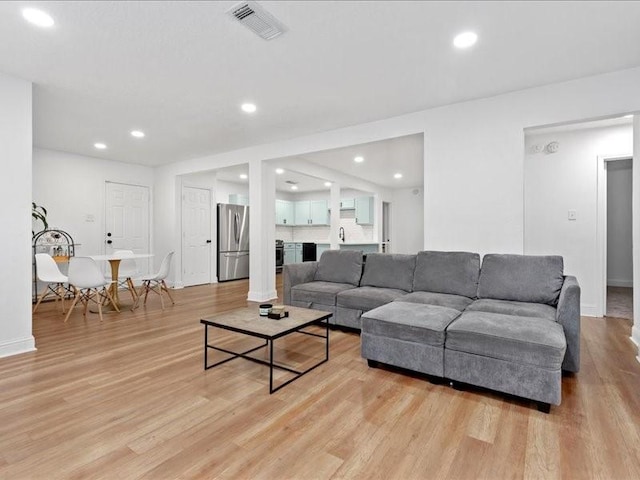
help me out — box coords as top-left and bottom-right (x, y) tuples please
(316, 242), (380, 257)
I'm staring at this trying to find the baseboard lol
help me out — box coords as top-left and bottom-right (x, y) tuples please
(0, 336), (36, 359)
(580, 304), (598, 317)
(247, 290), (278, 303)
(607, 279), (634, 288)
(631, 327), (640, 361)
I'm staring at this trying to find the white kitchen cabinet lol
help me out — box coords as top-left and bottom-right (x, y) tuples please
(309, 200), (329, 225)
(228, 194), (249, 206)
(316, 244), (330, 258)
(293, 200), (329, 225)
(355, 196), (374, 225)
(276, 199), (294, 225)
(294, 201), (311, 225)
(284, 242), (303, 263)
(284, 243), (296, 264)
(340, 198), (355, 210)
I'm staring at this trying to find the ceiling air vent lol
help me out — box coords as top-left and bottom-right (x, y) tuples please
(285, 180), (298, 185)
(227, 1), (286, 41)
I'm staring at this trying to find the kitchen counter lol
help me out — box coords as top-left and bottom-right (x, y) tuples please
(316, 242), (380, 255)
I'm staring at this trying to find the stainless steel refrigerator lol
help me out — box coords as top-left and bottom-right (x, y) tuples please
(217, 203), (250, 282)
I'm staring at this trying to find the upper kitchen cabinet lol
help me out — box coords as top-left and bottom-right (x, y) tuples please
(294, 201), (311, 225)
(276, 199), (294, 225)
(355, 196), (374, 225)
(229, 194), (249, 206)
(340, 198), (355, 210)
(293, 200), (329, 225)
(309, 200), (329, 225)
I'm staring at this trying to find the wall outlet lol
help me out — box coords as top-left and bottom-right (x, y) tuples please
(568, 210), (577, 221)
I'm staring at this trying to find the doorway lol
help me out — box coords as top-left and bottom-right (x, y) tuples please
(182, 186), (212, 287)
(382, 201), (391, 253)
(104, 181), (151, 275)
(605, 158), (633, 319)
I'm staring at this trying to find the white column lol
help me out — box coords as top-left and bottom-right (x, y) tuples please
(0, 72), (35, 358)
(632, 115), (640, 363)
(248, 159), (277, 302)
(330, 183), (341, 250)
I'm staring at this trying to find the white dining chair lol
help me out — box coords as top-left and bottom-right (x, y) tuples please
(137, 251), (175, 310)
(33, 253), (72, 314)
(111, 249), (140, 309)
(64, 257), (119, 323)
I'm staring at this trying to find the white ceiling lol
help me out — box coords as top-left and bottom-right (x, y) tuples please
(1, 1), (640, 166)
(213, 133), (423, 192)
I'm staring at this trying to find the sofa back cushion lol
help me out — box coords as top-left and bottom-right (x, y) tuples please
(478, 254), (564, 305)
(360, 253), (416, 292)
(413, 251), (480, 298)
(314, 250), (363, 286)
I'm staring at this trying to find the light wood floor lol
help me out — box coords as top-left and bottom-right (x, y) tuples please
(2, 279), (640, 480)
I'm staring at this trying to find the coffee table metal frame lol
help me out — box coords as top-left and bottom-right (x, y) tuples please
(200, 311), (331, 394)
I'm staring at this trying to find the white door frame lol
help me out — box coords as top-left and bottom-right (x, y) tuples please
(596, 154), (633, 317)
(181, 185), (215, 286)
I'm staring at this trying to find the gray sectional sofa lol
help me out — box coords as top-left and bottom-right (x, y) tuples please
(283, 250), (581, 412)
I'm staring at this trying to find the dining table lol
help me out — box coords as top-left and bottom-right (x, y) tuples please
(89, 252), (154, 310)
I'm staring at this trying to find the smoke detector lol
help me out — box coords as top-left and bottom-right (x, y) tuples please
(227, 1), (286, 40)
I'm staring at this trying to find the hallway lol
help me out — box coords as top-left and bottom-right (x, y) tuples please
(606, 286), (633, 320)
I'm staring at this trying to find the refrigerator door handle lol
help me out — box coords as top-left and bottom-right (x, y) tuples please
(234, 212), (240, 245)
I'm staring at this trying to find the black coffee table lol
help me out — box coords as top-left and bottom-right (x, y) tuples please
(200, 306), (332, 393)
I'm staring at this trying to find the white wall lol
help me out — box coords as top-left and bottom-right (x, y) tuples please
(607, 159), (633, 287)
(0, 72), (34, 358)
(155, 66), (640, 304)
(391, 187), (424, 254)
(632, 116), (640, 357)
(33, 149), (155, 258)
(524, 124), (633, 316)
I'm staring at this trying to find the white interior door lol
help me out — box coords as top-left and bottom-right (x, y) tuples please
(105, 182), (151, 275)
(182, 186), (212, 286)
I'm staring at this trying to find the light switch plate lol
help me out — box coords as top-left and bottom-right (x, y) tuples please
(568, 210), (577, 221)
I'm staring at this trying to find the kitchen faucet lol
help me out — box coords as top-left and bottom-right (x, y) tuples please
(339, 227), (345, 242)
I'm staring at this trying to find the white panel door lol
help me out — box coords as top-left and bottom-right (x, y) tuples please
(182, 186), (211, 286)
(105, 182), (150, 274)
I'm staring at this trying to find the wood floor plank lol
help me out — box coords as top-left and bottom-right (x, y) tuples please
(1, 277), (639, 479)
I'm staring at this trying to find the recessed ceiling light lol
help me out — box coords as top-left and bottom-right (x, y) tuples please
(22, 8), (54, 28)
(241, 103), (257, 113)
(623, 114), (634, 118)
(239, 174), (248, 179)
(130, 130), (145, 138)
(394, 173), (403, 179)
(94, 143), (107, 150)
(354, 156), (364, 163)
(324, 182), (332, 187)
(453, 31), (478, 49)
(275, 168), (284, 174)
(291, 185), (298, 190)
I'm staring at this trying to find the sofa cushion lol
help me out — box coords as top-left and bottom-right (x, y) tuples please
(395, 291), (473, 312)
(445, 311), (566, 370)
(360, 253), (416, 292)
(337, 286), (407, 312)
(314, 250), (363, 286)
(291, 281), (356, 306)
(413, 251), (480, 298)
(478, 254), (564, 305)
(465, 299), (556, 322)
(362, 302), (461, 347)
